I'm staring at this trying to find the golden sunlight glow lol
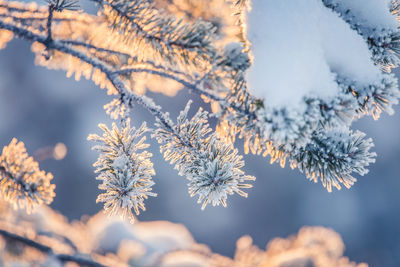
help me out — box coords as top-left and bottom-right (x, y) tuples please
(53, 142), (67, 160)
(0, 29), (13, 49)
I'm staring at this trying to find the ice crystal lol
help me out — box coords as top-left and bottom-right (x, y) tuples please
(88, 119), (156, 223)
(0, 138), (55, 213)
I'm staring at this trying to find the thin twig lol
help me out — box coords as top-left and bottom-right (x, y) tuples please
(45, 5), (53, 45)
(0, 20), (189, 145)
(91, 0), (207, 51)
(114, 68), (222, 101)
(37, 231), (78, 252)
(60, 40), (195, 80)
(0, 229), (106, 267)
(0, 17), (257, 135)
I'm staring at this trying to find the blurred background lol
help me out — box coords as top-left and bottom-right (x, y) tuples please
(1, 7), (400, 267)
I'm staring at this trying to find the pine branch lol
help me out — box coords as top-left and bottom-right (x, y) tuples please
(44, 5), (53, 45)
(58, 40), (193, 80)
(0, 17), (382, 192)
(93, 0), (217, 66)
(215, 82), (378, 191)
(88, 120), (156, 222)
(114, 67), (223, 102)
(0, 19), (174, 125)
(0, 229), (106, 267)
(153, 100), (255, 209)
(0, 15), (223, 179)
(0, 0), (393, 195)
(292, 128), (376, 192)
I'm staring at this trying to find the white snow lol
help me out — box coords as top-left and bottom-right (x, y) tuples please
(320, 3), (382, 84)
(245, 0), (390, 109)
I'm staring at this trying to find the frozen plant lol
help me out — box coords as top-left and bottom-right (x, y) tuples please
(88, 119), (156, 223)
(0, 1), (399, 261)
(0, 0), (399, 265)
(0, 138), (55, 214)
(153, 100), (255, 209)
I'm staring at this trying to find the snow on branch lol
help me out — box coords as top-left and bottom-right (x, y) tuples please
(323, 0), (400, 71)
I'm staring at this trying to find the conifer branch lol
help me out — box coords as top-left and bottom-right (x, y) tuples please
(92, 0), (217, 66)
(0, 229), (106, 267)
(0, 19), (175, 130)
(0, 17), (383, 193)
(0, 0), (398, 199)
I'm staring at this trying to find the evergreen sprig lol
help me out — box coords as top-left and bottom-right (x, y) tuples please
(0, 138), (55, 213)
(88, 119), (156, 223)
(153, 101), (255, 209)
(293, 129), (376, 192)
(95, 0), (217, 67)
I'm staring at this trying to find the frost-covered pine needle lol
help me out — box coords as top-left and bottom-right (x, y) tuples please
(186, 137), (255, 210)
(88, 119), (156, 223)
(153, 101), (255, 209)
(293, 128), (377, 192)
(0, 138), (55, 213)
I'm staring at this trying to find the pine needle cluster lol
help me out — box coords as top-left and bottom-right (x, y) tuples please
(0, 138), (55, 213)
(88, 120), (156, 222)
